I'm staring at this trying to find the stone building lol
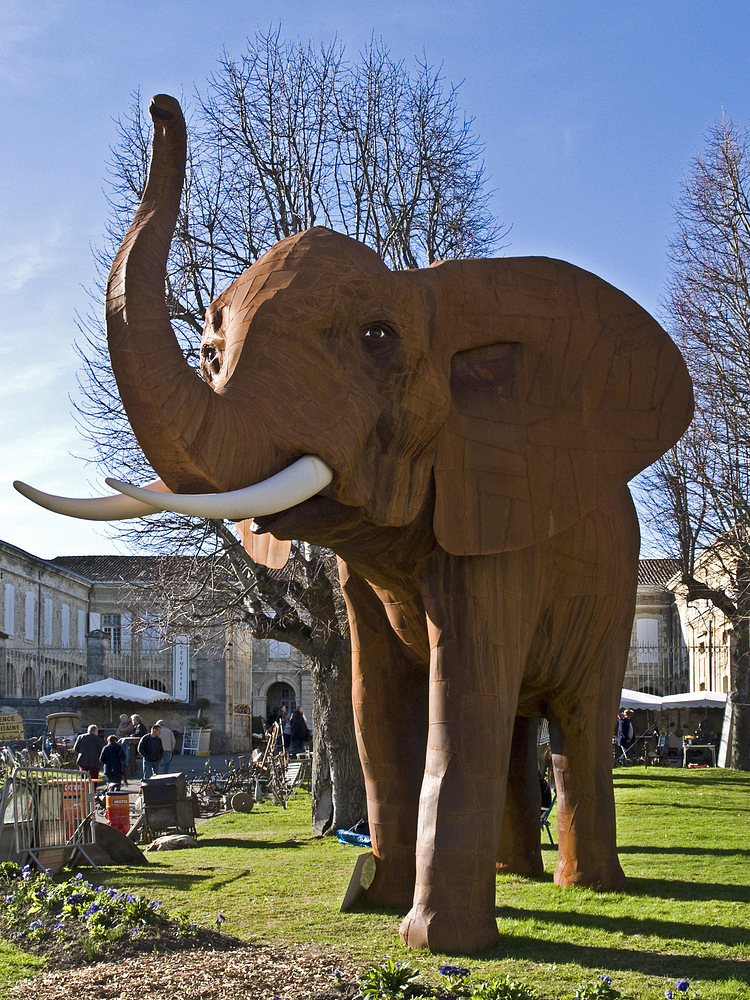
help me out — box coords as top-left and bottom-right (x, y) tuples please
(250, 638), (313, 726)
(626, 555), (732, 698)
(0, 541), (254, 751)
(626, 558), (689, 696)
(0, 539), (314, 750)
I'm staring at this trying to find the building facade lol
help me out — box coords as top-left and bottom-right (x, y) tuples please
(626, 558), (689, 696)
(0, 543), (240, 750)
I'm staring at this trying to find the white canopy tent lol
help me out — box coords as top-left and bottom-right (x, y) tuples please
(660, 691), (727, 710)
(619, 688), (664, 710)
(39, 677), (172, 705)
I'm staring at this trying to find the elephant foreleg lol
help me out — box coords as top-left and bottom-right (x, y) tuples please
(497, 716), (544, 877)
(339, 562), (429, 907)
(400, 550), (538, 953)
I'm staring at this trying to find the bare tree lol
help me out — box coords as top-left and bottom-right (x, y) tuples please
(641, 114), (750, 769)
(75, 27), (505, 827)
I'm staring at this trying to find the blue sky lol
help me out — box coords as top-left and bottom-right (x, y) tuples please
(2, 0), (749, 558)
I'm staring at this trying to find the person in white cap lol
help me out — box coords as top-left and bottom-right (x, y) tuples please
(156, 719), (176, 773)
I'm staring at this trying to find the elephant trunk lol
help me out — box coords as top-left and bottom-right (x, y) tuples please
(105, 94), (227, 492)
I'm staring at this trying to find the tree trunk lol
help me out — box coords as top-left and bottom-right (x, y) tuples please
(310, 637), (366, 835)
(730, 597), (750, 771)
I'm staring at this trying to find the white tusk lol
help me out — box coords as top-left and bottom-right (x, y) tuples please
(105, 455), (333, 520)
(13, 478), (170, 521)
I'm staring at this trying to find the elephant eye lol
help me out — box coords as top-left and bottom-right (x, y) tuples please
(362, 324), (394, 341)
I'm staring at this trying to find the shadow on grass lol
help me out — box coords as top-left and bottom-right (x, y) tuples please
(478, 935), (749, 984)
(613, 772), (749, 788)
(643, 800), (750, 814)
(194, 837), (303, 850)
(495, 905), (750, 947)
(625, 875), (750, 903)
(617, 843), (750, 857)
(350, 900), (748, 985)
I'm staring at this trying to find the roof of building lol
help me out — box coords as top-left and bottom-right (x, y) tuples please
(638, 558), (679, 586)
(44, 551), (681, 589)
(48, 555), (188, 583)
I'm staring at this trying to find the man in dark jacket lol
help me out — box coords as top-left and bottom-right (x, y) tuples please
(73, 725), (106, 779)
(100, 734), (127, 790)
(137, 724), (164, 780)
(616, 709), (636, 764)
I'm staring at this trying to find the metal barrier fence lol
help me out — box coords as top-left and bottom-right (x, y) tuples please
(1, 766), (97, 870)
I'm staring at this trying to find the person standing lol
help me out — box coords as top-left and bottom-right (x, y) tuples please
(73, 725), (106, 780)
(99, 735), (127, 791)
(280, 706), (292, 751)
(116, 713), (134, 766)
(616, 708), (636, 764)
(155, 719), (175, 773)
(137, 724), (164, 780)
(130, 714), (148, 739)
(289, 706), (310, 755)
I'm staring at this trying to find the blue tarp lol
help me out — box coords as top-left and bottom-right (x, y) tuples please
(336, 829), (371, 847)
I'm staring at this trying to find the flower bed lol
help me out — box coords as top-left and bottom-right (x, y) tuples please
(0, 862), (239, 968)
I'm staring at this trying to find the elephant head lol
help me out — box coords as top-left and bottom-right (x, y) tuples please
(16, 93), (693, 557)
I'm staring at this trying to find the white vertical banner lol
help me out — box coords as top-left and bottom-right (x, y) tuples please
(173, 635), (190, 702)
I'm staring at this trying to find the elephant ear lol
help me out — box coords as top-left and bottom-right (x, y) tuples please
(235, 520), (291, 569)
(431, 256), (693, 555)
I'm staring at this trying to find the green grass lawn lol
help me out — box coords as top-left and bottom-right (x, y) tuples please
(1, 767), (748, 999)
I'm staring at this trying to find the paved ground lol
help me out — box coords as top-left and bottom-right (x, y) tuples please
(119, 750), (250, 789)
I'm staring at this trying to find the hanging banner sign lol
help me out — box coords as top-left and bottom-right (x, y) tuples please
(172, 635), (190, 702)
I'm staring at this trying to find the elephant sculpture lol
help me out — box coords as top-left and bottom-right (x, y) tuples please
(15, 95), (693, 953)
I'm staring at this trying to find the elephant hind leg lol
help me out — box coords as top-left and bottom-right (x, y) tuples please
(550, 706), (625, 891)
(497, 715), (544, 878)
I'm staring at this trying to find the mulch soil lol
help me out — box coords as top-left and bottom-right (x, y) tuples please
(2, 918), (360, 1000)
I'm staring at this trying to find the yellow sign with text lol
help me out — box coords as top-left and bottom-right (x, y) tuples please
(0, 715), (25, 741)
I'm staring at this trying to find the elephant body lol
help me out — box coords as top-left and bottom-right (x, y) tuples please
(262, 479), (639, 951)
(16, 95), (693, 953)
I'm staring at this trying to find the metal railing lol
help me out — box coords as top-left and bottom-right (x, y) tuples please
(2, 766), (97, 870)
(625, 642), (730, 696)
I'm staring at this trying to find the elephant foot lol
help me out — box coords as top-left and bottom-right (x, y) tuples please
(363, 854), (415, 908)
(554, 855), (625, 891)
(365, 873), (414, 908)
(496, 853), (544, 878)
(399, 904), (500, 954)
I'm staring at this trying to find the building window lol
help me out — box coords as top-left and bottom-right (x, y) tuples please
(41, 670), (55, 697)
(145, 678), (169, 693)
(21, 667), (36, 699)
(141, 615), (162, 655)
(44, 598), (53, 646)
(61, 604), (70, 648)
(636, 618), (659, 663)
(24, 592), (35, 641)
(5, 663), (16, 698)
(268, 640), (291, 660)
(3, 583), (14, 636)
(77, 610), (86, 650)
(102, 614), (122, 653)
